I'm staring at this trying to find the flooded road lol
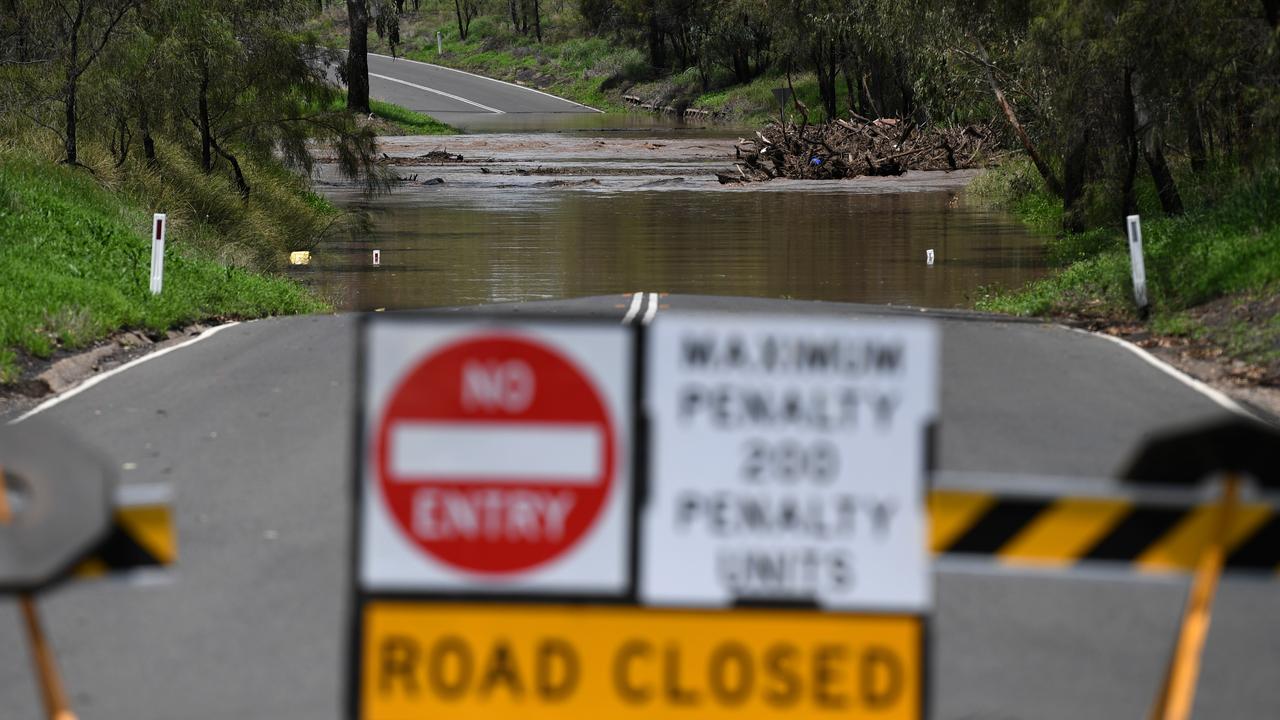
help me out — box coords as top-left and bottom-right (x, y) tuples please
(304, 133), (1048, 310)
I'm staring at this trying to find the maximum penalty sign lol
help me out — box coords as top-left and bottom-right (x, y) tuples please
(641, 314), (939, 612)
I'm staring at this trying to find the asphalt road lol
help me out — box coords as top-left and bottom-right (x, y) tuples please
(1, 295), (1276, 719)
(363, 52), (599, 124)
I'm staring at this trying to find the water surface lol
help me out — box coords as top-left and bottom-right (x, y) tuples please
(303, 134), (1047, 310)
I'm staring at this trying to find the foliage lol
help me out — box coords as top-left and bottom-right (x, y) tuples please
(0, 149), (327, 382)
(0, 0), (390, 196)
(976, 161), (1280, 318)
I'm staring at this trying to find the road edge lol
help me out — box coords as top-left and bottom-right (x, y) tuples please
(6, 321), (242, 425)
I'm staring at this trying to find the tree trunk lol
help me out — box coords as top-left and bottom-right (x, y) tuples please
(347, 0), (371, 112)
(63, 75), (78, 165)
(1182, 88), (1206, 174)
(140, 108), (156, 166)
(1121, 68), (1140, 219)
(647, 3), (665, 71)
(1062, 128), (1089, 233)
(1144, 132), (1184, 216)
(842, 65), (857, 116)
(811, 48), (838, 121)
(532, 0), (541, 43)
(211, 137), (250, 198)
(454, 0), (470, 40)
(62, 13), (80, 166)
(974, 42), (1063, 198)
(1133, 72), (1183, 216)
(112, 114), (130, 168)
(199, 57), (213, 172)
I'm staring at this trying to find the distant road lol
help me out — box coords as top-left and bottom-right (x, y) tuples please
(362, 52), (599, 121)
(2, 295), (1275, 719)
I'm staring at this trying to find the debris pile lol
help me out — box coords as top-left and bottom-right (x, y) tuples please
(380, 150), (467, 166)
(716, 118), (1001, 184)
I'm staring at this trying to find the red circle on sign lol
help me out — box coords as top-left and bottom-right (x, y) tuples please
(376, 335), (615, 574)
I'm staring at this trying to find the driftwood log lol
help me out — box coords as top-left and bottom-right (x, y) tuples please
(717, 117), (1001, 184)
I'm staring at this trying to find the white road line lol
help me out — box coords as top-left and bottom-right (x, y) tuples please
(642, 292), (660, 325)
(368, 72), (504, 114)
(1065, 326), (1254, 419)
(9, 322), (242, 425)
(368, 52), (603, 113)
(621, 292), (645, 324)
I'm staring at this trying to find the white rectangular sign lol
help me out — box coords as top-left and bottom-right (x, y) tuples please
(360, 317), (635, 597)
(641, 314), (938, 612)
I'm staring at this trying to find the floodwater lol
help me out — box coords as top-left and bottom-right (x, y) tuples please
(302, 133), (1049, 311)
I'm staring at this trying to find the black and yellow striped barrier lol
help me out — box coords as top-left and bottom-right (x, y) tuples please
(73, 484), (176, 581)
(930, 489), (1280, 574)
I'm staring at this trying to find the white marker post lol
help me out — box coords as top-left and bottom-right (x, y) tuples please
(436, 32), (442, 54)
(1126, 215), (1149, 316)
(149, 213), (166, 295)
(372, 249), (381, 267)
(926, 248), (935, 265)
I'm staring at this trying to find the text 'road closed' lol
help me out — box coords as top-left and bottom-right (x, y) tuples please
(360, 603), (920, 719)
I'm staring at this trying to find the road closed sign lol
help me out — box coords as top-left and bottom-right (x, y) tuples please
(359, 603), (921, 719)
(641, 315), (938, 612)
(358, 315), (635, 594)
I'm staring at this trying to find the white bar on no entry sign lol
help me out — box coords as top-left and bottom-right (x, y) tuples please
(389, 422), (603, 483)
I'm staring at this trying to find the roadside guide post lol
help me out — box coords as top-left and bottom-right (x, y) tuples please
(149, 213), (166, 296)
(437, 31), (442, 54)
(1126, 214), (1149, 317)
(350, 311), (937, 719)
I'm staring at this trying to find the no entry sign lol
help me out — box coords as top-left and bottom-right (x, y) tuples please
(358, 316), (635, 594)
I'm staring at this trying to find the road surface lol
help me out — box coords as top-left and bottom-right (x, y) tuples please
(362, 52), (599, 126)
(1, 295), (1276, 719)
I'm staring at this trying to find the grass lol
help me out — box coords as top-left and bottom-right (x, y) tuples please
(322, 94), (455, 135)
(0, 146), (329, 383)
(971, 156), (1280, 376)
(974, 158), (1280, 317)
(369, 98), (456, 135)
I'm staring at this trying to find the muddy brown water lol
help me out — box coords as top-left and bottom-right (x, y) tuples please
(303, 134), (1049, 310)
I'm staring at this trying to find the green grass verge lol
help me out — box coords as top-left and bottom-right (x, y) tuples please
(369, 98), (455, 135)
(0, 151), (328, 383)
(325, 94), (455, 135)
(971, 157), (1280, 322)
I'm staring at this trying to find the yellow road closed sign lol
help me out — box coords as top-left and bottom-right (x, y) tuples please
(359, 603), (921, 719)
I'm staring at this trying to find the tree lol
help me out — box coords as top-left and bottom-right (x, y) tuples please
(454, 0), (479, 40)
(345, 0), (398, 113)
(0, 0), (140, 165)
